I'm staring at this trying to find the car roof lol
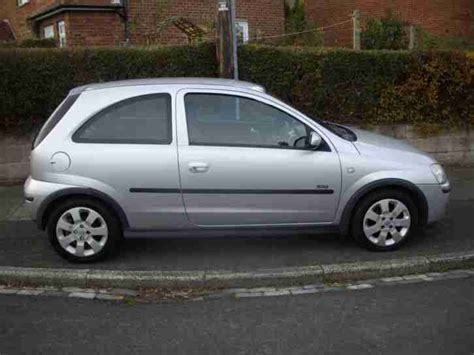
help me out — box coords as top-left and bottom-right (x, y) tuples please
(69, 78), (265, 95)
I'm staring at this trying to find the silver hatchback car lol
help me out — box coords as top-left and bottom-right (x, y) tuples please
(25, 78), (450, 262)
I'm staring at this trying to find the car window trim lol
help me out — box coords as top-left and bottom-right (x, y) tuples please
(72, 93), (173, 145)
(183, 92), (330, 152)
(34, 93), (81, 149)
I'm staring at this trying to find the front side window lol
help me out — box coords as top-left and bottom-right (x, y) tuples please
(73, 94), (172, 144)
(185, 94), (310, 149)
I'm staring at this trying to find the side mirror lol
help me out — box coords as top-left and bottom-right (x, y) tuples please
(309, 131), (322, 149)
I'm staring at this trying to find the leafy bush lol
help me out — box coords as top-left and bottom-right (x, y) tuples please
(377, 52), (472, 123)
(0, 38), (57, 49)
(239, 46), (471, 124)
(0, 44), (471, 133)
(417, 29), (473, 51)
(18, 38), (57, 48)
(361, 11), (408, 50)
(0, 43), (217, 132)
(0, 42), (16, 49)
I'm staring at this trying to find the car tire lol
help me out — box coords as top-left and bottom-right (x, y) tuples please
(46, 198), (122, 263)
(351, 189), (419, 251)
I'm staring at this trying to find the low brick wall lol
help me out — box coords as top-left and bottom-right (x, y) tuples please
(0, 124), (472, 185)
(0, 133), (32, 184)
(367, 124), (474, 166)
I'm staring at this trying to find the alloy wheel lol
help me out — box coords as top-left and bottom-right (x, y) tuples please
(55, 207), (108, 257)
(363, 198), (411, 247)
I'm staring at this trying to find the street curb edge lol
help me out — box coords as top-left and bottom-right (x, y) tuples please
(0, 251), (473, 289)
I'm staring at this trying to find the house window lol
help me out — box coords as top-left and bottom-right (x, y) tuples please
(43, 25), (54, 39)
(57, 21), (66, 47)
(236, 20), (249, 43)
(17, 0), (30, 7)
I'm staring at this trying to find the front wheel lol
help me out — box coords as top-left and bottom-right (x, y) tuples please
(47, 199), (122, 262)
(351, 190), (419, 251)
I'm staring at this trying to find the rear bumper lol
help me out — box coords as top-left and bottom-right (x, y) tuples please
(417, 181), (450, 224)
(23, 176), (78, 227)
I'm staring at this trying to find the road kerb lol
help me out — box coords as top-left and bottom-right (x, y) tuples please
(203, 265), (325, 288)
(86, 269), (206, 289)
(0, 267), (89, 287)
(425, 251), (474, 271)
(0, 252), (473, 290)
(321, 256), (431, 283)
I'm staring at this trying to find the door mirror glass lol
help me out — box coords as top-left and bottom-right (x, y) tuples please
(309, 131), (322, 149)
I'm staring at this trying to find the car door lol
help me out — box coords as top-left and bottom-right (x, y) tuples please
(176, 89), (342, 227)
(69, 90), (185, 230)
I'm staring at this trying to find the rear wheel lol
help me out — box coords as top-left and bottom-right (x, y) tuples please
(351, 190), (418, 251)
(47, 199), (122, 262)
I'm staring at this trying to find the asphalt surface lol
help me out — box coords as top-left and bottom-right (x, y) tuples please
(0, 167), (473, 271)
(1, 277), (473, 354)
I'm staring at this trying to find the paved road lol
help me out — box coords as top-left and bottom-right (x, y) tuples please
(1, 277), (473, 354)
(0, 167), (473, 271)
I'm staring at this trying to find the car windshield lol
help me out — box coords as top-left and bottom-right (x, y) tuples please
(316, 120), (357, 142)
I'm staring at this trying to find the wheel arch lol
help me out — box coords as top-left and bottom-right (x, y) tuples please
(37, 188), (129, 231)
(339, 178), (428, 235)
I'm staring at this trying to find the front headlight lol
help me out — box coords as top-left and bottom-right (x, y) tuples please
(430, 164), (447, 184)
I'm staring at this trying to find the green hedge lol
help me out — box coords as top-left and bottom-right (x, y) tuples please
(0, 38), (57, 49)
(0, 44), (472, 132)
(239, 46), (472, 125)
(0, 44), (217, 131)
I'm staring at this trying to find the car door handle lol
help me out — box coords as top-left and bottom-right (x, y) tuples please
(188, 162), (209, 173)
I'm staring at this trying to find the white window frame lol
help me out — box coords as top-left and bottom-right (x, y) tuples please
(57, 21), (66, 47)
(17, 0), (30, 6)
(43, 25), (54, 39)
(236, 20), (249, 44)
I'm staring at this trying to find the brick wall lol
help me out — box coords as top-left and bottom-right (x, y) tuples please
(128, 0), (285, 45)
(67, 12), (123, 46)
(306, 0), (474, 47)
(1, 0), (284, 46)
(37, 12), (123, 46)
(0, 0), (121, 42)
(0, 133), (32, 184)
(0, 0), (43, 40)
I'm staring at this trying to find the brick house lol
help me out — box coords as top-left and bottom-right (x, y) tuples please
(306, 0), (473, 47)
(0, 0), (285, 47)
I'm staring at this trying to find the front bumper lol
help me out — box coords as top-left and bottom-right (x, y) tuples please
(417, 181), (450, 224)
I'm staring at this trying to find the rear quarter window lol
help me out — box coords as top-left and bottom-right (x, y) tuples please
(72, 94), (172, 144)
(33, 94), (80, 149)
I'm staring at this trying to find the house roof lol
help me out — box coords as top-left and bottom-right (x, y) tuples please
(0, 20), (15, 42)
(28, 3), (123, 23)
(70, 78), (266, 94)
